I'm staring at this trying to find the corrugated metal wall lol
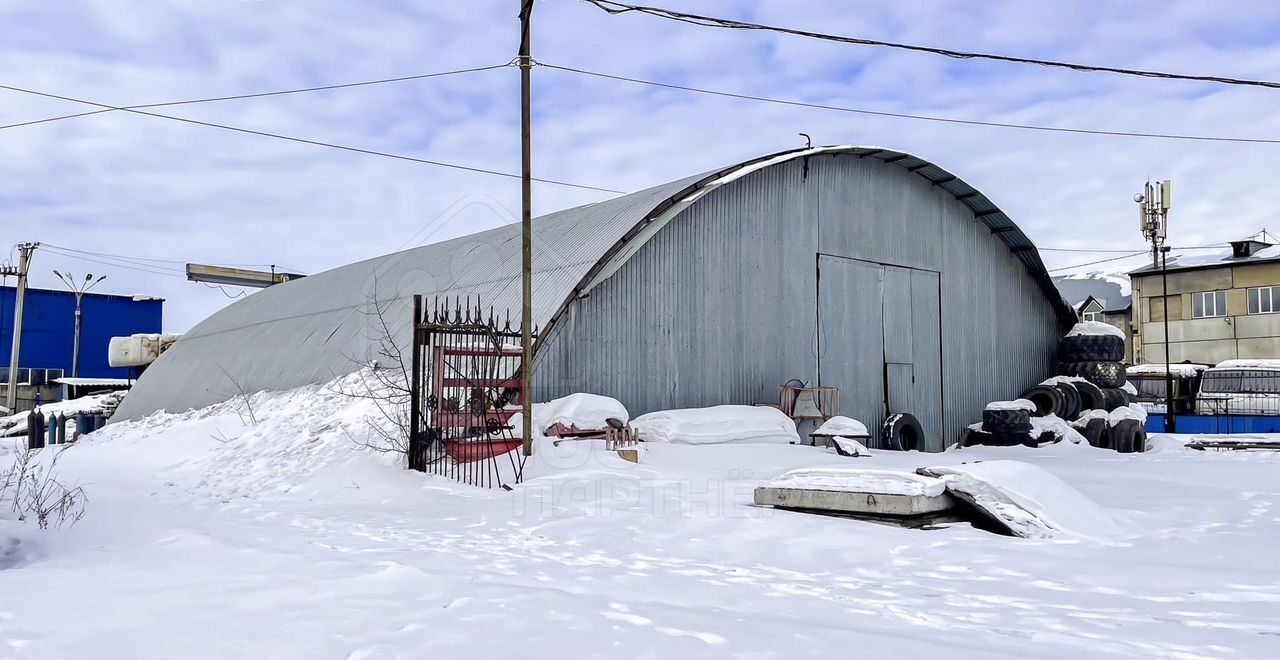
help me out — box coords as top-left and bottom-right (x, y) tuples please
(535, 152), (1063, 447)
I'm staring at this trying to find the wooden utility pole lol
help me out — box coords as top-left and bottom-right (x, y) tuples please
(4, 242), (38, 412)
(519, 0), (535, 457)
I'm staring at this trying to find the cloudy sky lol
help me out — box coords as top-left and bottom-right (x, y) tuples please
(3, 0), (1279, 331)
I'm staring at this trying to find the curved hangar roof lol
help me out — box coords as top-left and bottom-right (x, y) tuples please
(114, 145), (1076, 421)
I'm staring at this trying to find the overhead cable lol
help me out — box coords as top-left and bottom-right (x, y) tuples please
(582, 0), (1280, 90)
(543, 63), (1280, 145)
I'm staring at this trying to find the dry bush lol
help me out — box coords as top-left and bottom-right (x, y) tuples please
(329, 291), (412, 461)
(217, 367), (259, 426)
(1, 447), (87, 530)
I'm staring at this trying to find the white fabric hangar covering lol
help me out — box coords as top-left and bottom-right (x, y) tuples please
(114, 146), (1075, 433)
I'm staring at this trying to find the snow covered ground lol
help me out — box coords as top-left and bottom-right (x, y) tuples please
(3, 378), (1280, 659)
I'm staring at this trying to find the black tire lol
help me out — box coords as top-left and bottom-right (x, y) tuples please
(881, 412), (923, 451)
(966, 429), (1029, 447)
(1033, 430), (1059, 446)
(1019, 384), (1064, 417)
(994, 430), (1037, 447)
(1059, 361), (1127, 388)
(1072, 380), (1106, 411)
(1077, 417), (1109, 448)
(1100, 387), (1129, 412)
(1057, 333), (1125, 362)
(962, 428), (992, 447)
(1053, 382), (1082, 421)
(985, 422), (1033, 435)
(982, 408), (1031, 428)
(1111, 418), (1144, 453)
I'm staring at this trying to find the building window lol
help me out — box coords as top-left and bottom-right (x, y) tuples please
(1248, 286), (1280, 315)
(1083, 310), (1104, 323)
(1192, 290), (1227, 318)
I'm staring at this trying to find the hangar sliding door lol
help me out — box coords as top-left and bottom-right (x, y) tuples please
(817, 255), (943, 450)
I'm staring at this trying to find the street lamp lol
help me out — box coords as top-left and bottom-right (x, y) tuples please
(53, 271), (107, 378)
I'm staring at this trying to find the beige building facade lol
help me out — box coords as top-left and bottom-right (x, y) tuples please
(1132, 237), (1280, 365)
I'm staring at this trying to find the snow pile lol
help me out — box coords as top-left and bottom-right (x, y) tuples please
(1065, 321), (1125, 339)
(84, 370), (406, 499)
(1127, 363), (1208, 377)
(632, 405), (800, 445)
(1120, 381), (1138, 396)
(1109, 405), (1148, 427)
(922, 460), (1122, 539)
(1030, 415), (1089, 445)
(985, 399), (1035, 412)
(508, 393), (628, 435)
(765, 468), (945, 497)
(813, 416), (869, 437)
(0, 391), (126, 437)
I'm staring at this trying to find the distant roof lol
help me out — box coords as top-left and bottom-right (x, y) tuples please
(54, 377), (131, 387)
(1131, 230), (1280, 275)
(1053, 275), (1131, 313)
(0, 285), (165, 303)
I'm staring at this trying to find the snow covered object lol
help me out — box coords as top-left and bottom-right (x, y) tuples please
(812, 416), (869, 438)
(632, 405), (800, 445)
(507, 393), (629, 438)
(918, 460), (1122, 539)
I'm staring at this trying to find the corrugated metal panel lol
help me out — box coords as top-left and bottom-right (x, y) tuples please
(535, 158), (818, 413)
(537, 151), (1066, 447)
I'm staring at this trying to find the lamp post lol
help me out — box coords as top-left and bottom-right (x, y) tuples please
(53, 271), (107, 378)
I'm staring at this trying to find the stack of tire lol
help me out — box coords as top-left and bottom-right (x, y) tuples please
(968, 325), (1146, 452)
(974, 405), (1041, 447)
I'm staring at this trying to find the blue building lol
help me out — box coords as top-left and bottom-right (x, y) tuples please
(0, 286), (163, 382)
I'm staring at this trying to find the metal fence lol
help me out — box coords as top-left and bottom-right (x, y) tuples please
(1135, 368), (1280, 434)
(408, 295), (529, 488)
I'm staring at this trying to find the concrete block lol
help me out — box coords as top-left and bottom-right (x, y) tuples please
(753, 486), (955, 517)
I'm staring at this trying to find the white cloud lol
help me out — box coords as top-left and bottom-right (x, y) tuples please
(2, 0), (1278, 330)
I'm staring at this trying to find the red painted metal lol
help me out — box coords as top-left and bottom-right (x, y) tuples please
(447, 438), (523, 464)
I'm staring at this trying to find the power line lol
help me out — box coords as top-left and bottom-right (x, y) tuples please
(0, 65), (508, 132)
(40, 246), (190, 279)
(1048, 251), (1151, 272)
(201, 282), (247, 299)
(582, 1), (1280, 90)
(0, 81), (625, 195)
(42, 242), (283, 269)
(1039, 244), (1225, 253)
(0, 109), (115, 131)
(127, 64), (511, 109)
(542, 63), (1280, 145)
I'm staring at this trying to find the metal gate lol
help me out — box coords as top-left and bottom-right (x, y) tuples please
(408, 295), (529, 488)
(817, 255), (944, 450)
